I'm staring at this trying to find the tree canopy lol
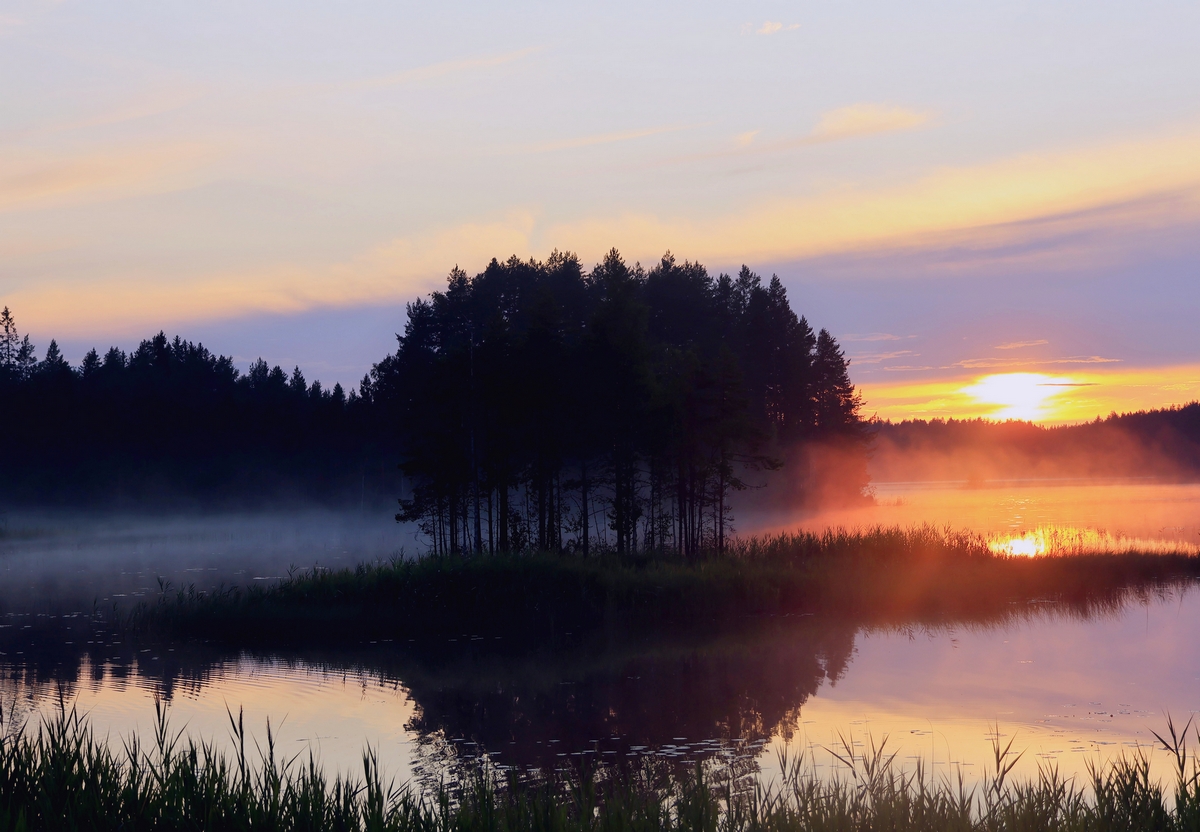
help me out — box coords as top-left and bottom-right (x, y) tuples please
(0, 250), (867, 550)
(369, 250), (865, 557)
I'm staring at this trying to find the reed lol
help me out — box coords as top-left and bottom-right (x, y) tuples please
(6, 704), (1200, 831)
(132, 525), (1200, 646)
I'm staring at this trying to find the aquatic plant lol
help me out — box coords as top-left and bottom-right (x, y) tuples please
(131, 525), (1200, 647)
(7, 703), (1200, 831)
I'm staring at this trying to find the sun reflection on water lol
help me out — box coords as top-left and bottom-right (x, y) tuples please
(988, 525), (1200, 557)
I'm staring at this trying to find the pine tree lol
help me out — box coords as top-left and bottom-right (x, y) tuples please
(0, 307), (17, 370)
(15, 336), (37, 381)
(813, 329), (863, 432)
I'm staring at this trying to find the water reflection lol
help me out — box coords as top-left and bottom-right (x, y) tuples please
(3, 481), (1200, 790)
(4, 585), (1197, 790)
(987, 525), (1200, 557)
(746, 480), (1200, 549)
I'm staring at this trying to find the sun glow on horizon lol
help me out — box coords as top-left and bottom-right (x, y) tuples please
(960, 372), (1078, 421)
(856, 364), (1200, 425)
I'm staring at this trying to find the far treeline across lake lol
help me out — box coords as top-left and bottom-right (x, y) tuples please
(0, 250), (867, 557)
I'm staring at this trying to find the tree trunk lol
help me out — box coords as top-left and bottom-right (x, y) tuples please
(499, 481), (509, 551)
(581, 459), (589, 557)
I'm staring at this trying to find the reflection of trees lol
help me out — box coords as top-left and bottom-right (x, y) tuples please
(397, 620), (857, 772)
(1, 616), (856, 772)
(0, 586), (1178, 784)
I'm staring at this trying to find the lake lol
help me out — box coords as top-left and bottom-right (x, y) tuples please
(3, 479), (1200, 792)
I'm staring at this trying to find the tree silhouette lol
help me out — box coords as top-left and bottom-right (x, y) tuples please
(0, 249), (871, 531)
(375, 249), (866, 556)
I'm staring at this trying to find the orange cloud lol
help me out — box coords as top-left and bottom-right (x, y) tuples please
(325, 47), (541, 94)
(6, 211), (541, 336)
(545, 127), (1200, 267)
(804, 103), (929, 144)
(8, 126), (1200, 336)
(518, 123), (701, 154)
(995, 339), (1049, 350)
(0, 142), (217, 212)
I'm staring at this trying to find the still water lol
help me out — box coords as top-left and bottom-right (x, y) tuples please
(3, 480), (1200, 791)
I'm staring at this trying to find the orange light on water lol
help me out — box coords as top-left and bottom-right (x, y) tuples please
(988, 526), (1200, 557)
(991, 535), (1045, 557)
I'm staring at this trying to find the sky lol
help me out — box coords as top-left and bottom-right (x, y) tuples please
(2, 0), (1198, 423)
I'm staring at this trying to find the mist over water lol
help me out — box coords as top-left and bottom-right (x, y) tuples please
(3, 478), (1200, 793)
(0, 508), (419, 614)
(738, 479), (1200, 552)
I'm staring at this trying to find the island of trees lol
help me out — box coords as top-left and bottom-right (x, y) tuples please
(0, 250), (866, 556)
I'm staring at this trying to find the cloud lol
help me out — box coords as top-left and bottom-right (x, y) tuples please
(5, 211), (543, 335)
(677, 102), (930, 163)
(2, 85), (212, 146)
(519, 124), (700, 154)
(753, 21), (799, 35)
(735, 130), (760, 147)
(332, 47), (541, 93)
(951, 356), (1121, 369)
(539, 127), (1200, 268)
(803, 104), (929, 145)
(851, 350), (917, 364)
(995, 339), (1049, 350)
(12, 126), (1200, 338)
(844, 332), (910, 342)
(0, 142), (217, 213)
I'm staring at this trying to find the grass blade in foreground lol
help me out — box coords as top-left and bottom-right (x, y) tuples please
(6, 704), (1200, 831)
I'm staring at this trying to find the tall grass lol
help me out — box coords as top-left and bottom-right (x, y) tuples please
(132, 525), (1200, 646)
(7, 704), (1200, 831)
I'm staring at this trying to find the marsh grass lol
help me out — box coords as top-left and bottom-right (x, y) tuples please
(7, 703), (1200, 831)
(132, 526), (1200, 646)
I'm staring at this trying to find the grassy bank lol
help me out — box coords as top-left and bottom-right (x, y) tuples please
(5, 705), (1200, 831)
(134, 526), (1200, 646)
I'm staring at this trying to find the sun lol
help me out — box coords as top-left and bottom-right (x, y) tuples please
(960, 373), (1077, 421)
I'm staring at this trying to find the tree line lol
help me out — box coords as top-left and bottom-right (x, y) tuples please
(0, 307), (382, 506)
(0, 249), (867, 550)
(871, 404), (1200, 483)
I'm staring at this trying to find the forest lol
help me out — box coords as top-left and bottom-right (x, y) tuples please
(870, 404), (1200, 482)
(0, 249), (866, 556)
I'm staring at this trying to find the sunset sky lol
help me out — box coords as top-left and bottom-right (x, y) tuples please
(2, 1), (1198, 423)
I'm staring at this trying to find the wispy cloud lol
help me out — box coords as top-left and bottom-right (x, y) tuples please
(685, 103), (930, 163)
(5, 210), (543, 334)
(6, 86), (210, 143)
(951, 355), (1121, 369)
(520, 124), (701, 154)
(995, 339), (1049, 350)
(802, 104), (929, 145)
(14, 129), (1200, 339)
(0, 142), (217, 213)
(543, 128), (1200, 268)
(851, 349), (917, 364)
(744, 21), (799, 35)
(844, 332), (910, 342)
(326, 47), (541, 94)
